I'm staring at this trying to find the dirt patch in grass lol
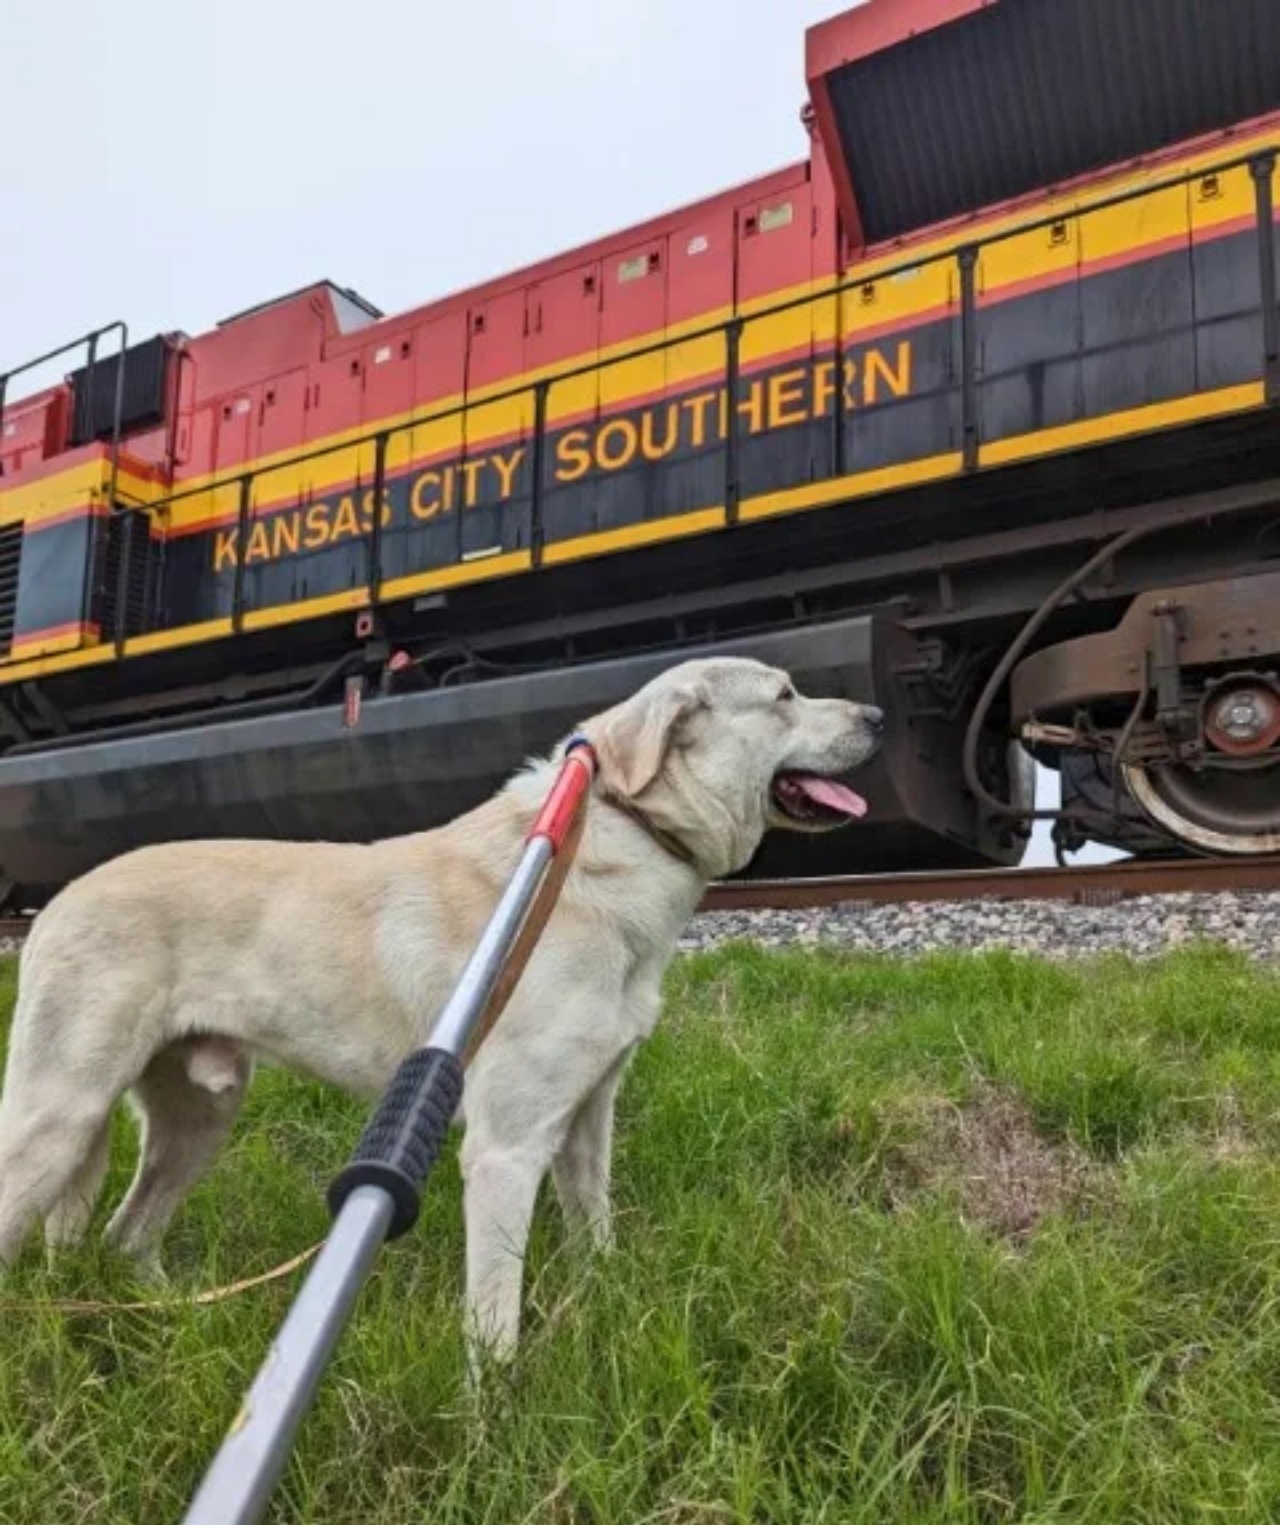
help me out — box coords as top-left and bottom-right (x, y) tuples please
(1202, 1088), (1265, 1166)
(886, 1084), (1102, 1242)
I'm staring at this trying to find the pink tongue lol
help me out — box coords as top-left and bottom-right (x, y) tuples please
(795, 775), (868, 818)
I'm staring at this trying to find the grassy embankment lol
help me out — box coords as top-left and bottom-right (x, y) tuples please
(2, 942), (1278, 1522)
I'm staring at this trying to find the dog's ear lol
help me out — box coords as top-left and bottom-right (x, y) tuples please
(590, 682), (705, 799)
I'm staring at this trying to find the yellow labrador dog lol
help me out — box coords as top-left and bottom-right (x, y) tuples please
(0, 655), (881, 1360)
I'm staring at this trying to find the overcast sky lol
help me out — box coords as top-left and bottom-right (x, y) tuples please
(4, 0), (846, 367)
(5, 0), (1113, 866)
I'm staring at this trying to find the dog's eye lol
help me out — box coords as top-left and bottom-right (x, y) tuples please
(777, 687), (795, 703)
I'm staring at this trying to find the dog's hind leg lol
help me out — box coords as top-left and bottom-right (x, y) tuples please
(0, 999), (128, 1267)
(44, 1120), (112, 1261)
(0, 1098), (119, 1268)
(0, 957), (164, 1269)
(103, 1039), (249, 1277)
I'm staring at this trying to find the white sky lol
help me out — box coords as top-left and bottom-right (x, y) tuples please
(4, 0), (1115, 867)
(4, 0), (841, 366)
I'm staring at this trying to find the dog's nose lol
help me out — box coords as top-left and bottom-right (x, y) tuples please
(861, 704), (884, 732)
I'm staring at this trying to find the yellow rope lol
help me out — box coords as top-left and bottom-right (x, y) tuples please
(0, 1241), (322, 1315)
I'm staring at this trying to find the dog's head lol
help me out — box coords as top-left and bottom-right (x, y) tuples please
(582, 656), (883, 877)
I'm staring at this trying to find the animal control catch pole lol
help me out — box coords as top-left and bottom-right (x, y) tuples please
(180, 737), (598, 1525)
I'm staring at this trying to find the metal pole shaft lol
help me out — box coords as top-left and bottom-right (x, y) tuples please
(426, 837), (553, 1056)
(182, 1186), (394, 1525)
(179, 817), (570, 1525)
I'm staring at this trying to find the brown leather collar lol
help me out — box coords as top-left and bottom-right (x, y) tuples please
(598, 788), (699, 868)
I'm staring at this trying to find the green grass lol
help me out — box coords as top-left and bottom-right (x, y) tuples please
(3, 942), (1280, 1522)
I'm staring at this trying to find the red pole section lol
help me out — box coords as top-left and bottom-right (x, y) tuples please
(527, 741), (597, 850)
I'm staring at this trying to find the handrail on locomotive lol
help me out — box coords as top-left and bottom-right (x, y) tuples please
(0, 124), (1278, 889)
(6, 142), (1277, 656)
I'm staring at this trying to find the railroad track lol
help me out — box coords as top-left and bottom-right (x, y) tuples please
(700, 854), (1280, 912)
(0, 856), (1275, 945)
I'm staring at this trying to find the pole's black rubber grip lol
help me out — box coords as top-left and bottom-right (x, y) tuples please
(327, 1047), (465, 1240)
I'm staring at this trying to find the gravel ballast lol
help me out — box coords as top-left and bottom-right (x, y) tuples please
(680, 891), (1280, 961)
(2, 894), (1276, 964)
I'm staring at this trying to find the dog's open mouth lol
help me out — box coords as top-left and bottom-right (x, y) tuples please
(771, 771), (868, 826)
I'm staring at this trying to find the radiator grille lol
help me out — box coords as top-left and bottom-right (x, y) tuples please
(0, 524), (22, 659)
(95, 510), (154, 640)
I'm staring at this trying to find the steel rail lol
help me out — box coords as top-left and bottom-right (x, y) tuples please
(699, 855), (1280, 911)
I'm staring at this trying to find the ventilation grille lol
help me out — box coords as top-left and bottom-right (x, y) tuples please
(0, 524), (22, 659)
(824, 0), (1280, 244)
(94, 510), (154, 640)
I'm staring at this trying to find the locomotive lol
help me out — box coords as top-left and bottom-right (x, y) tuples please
(1, 0), (1278, 910)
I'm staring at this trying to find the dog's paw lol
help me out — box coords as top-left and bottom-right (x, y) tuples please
(131, 1255), (172, 1292)
(463, 1340), (524, 1413)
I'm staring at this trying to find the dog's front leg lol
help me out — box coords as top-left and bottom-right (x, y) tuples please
(547, 969), (662, 1254)
(551, 1051), (630, 1252)
(460, 1136), (551, 1374)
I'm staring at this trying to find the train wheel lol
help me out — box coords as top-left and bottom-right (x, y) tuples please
(1120, 676), (1280, 855)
